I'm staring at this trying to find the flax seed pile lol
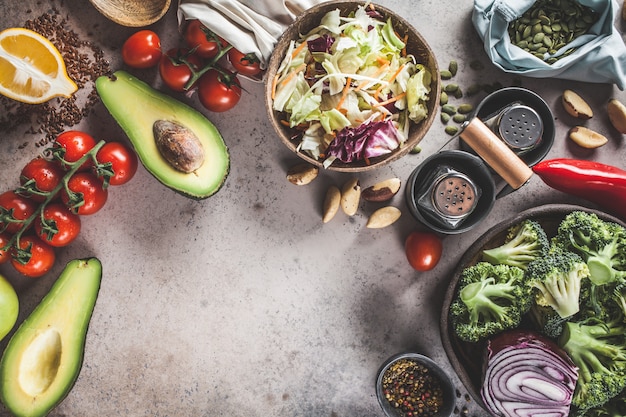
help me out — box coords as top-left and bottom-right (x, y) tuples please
(0, 7), (111, 148)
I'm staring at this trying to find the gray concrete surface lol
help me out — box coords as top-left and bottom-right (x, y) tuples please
(1, 0), (625, 416)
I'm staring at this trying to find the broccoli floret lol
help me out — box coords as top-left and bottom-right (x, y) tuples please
(526, 249), (590, 318)
(586, 390), (626, 417)
(528, 304), (568, 339)
(558, 315), (626, 412)
(552, 211), (626, 286)
(449, 262), (533, 343)
(481, 219), (550, 270)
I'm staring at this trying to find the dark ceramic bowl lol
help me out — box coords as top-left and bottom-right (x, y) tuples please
(376, 352), (456, 417)
(460, 87), (554, 168)
(265, 1), (440, 172)
(440, 204), (626, 411)
(405, 150), (496, 234)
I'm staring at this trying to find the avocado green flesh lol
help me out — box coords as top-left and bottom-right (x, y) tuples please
(96, 71), (230, 199)
(0, 258), (102, 417)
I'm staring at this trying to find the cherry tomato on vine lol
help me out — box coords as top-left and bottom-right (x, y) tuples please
(405, 231), (443, 272)
(0, 232), (11, 264)
(122, 30), (162, 69)
(0, 191), (36, 234)
(197, 69), (241, 113)
(11, 235), (56, 278)
(184, 20), (227, 59)
(95, 142), (138, 186)
(54, 130), (97, 171)
(228, 48), (261, 76)
(35, 203), (81, 247)
(19, 157), (64, 202)
(62, 172), (108, 215)
(159, 48), (203, 92)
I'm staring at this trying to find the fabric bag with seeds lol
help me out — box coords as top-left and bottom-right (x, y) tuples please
(472, 0), (626, 89)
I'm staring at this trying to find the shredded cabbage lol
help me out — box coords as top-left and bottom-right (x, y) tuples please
(272, 4), (432, 167)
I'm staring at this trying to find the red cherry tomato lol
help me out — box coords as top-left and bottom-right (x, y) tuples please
(184, 20), (227, 59)
(197, 69), (242, 113)
(405, 231), (443, 271)
(158, 48), (203, 92)
(95, 142), (138, 186)
(35, 203), (81, 247)
(0, 232), (11, 264)
(54, 130), (97, 171)
(122, 30), (162, 69)
(0, 191), (36, 234)
(11, 235), (56, 278)
(228, 48), (261, 76)
(19, 156), (64, 202)
(62, 172), (108, 215)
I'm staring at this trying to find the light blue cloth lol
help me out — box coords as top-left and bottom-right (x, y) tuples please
(472, 0), (626, 89)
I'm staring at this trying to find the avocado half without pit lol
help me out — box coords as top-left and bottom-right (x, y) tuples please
(0, 258), (102, 417)
(96, 71), (230, 199)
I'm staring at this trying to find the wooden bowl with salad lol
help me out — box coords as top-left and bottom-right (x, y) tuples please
(265, 1), (440, 172)
(440, 204), (626, 416)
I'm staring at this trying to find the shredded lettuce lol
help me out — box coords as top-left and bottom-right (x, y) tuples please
(272, 4), (432, 167)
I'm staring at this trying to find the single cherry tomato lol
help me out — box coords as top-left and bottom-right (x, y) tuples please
(121, 30), (162, 69)
(228, 48), (262, 76)
(19, 156), (64, 202)
(0, 191), (36, 234)
(11, 235), (56, 278)
(54, 130), (97, 171)
(405, 231), (443, 271)
(61, 172), (108, 215)
(35, 203), (81, 247)
(159, 48), (203, 92)
(0, 232), (11, 264)
(197, 69), (242, 113)
(95, 142), (138, 186)
(184, 20), (227, 59)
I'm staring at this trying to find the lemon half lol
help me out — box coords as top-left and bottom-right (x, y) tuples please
(0, 27), (78, 104)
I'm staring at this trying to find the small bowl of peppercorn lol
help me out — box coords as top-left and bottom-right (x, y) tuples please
(376, 352), (456, 417)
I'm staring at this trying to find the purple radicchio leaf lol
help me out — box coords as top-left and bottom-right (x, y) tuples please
(325, 119), (401, 163)
(307, 34), (334, 53)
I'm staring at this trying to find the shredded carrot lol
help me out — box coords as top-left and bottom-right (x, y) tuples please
(373, 92), (406, 108)
(335, 77), (353, 109)
(279, 63), (306, 87)
(354, 62), (391, 93)
(280, 119), (290, 127)
(387, 64), (405, 85)
(376, 56), (389, 66)
(374, 84), (384, 100)
(271, 74), (279, 100)
(291, 41), (308, 59)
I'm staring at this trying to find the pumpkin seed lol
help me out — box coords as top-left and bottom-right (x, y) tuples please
(441, 104), (457, 115)
(440, 70), (453, 80)
(452, 114), (466, 123)
(458, 103), (474, 114)
(440, 91), (448, 105)
(445, 125), (459, 136)
(448, 60), (458, 76)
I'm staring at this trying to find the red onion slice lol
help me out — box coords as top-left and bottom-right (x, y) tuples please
(481, 330), (578, 417)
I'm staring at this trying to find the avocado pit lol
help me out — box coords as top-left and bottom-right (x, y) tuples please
(153, 120), (205, 173)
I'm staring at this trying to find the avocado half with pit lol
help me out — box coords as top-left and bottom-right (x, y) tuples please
(0, 258), (102, 417)
(96, 71), (229, 199)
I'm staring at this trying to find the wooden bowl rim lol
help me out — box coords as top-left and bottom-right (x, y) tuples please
(264, 1), (440, 172)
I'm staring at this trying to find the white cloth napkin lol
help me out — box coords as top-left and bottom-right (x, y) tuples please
(177, 0), (329, 68)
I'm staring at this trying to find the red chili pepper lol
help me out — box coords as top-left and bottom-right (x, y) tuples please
(532, 158), (626, 221)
